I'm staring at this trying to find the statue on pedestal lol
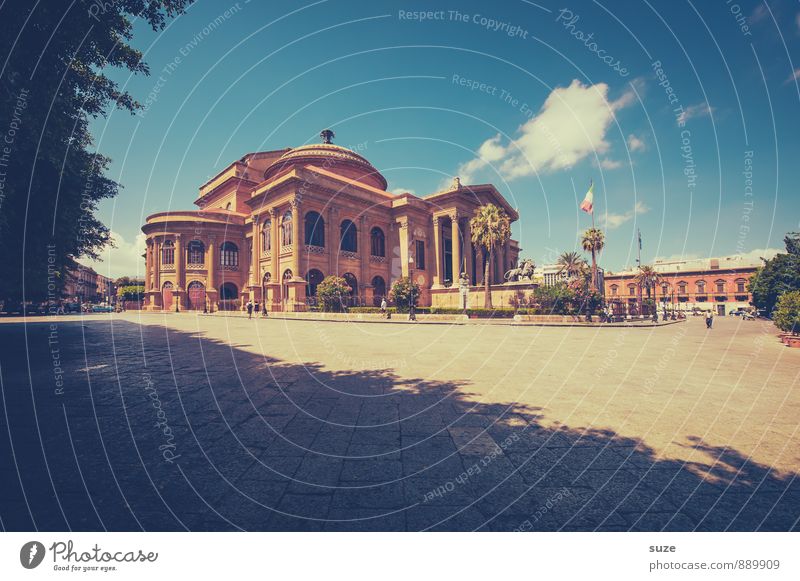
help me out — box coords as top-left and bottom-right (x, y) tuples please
(504, 258), (535, 282)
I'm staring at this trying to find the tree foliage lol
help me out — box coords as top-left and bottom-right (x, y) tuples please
(315, 275), (351, 312)
(0, 1), (190, 304)
(773, 290), (800, 334)
(389, 276), (420, 313)
(748, 233), (800, 315)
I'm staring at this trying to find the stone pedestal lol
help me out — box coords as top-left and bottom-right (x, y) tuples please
(286, 279), (307, 312)
(266, 282), (282, 311)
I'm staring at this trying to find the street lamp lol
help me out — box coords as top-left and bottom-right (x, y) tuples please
(408, 256), (416, 322)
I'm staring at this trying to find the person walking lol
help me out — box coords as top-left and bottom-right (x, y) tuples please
(246, 299), (254, 319)
(705, 309), (713, 329)
(254, 301), (260, 317)
(380, 297), (387, 318)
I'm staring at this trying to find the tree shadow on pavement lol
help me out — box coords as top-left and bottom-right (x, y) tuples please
(0, 318), (797, 531)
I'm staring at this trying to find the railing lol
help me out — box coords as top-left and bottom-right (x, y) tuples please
(369, 255), (387, 264)
(340, 250), (359, 261)
(305, 244), (325, 255)
(280, 245), (292, 254)
(220, 264), (239, 272)
(186, 263), (205, 270)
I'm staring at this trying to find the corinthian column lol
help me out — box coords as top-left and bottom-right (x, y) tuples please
(291, 196), (301, 280)
(432, 217), (442, 287)
(450, 212), (461, 282)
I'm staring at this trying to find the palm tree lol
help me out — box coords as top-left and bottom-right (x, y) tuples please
(580, 227), (605, 291)
(470, 204), (511, 309)
(556, 251), (587, 280)
(634, 265), (663, 301)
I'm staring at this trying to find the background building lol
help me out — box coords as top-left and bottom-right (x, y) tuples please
(604, 255), (760, 315)
(64, 264), (98, 304)
(141, 134), (521, 312)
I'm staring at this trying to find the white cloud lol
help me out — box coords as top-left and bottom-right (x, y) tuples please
(676, 102), (713, 125)
(390, 187), (415, 196)
(456, 79), (636, 183)
(77, 231), (146, 279)
(598, 158), (623, 170)
(785, 68), (800, 83)
(602, 200), (649, 230)
(749, 4), (768, 24)
(627, 134), (646, 152)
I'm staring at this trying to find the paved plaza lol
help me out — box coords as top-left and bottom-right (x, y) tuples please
(0, 313), (798, 531)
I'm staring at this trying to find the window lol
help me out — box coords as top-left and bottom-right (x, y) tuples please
(661, 283), (669, 296)
(715, 280), (726, 293)
(281, 211), (292, 246)
(696, 280), (706, 294)
(372, 276), (386, 307)
(162, 240), (174, 264)
(628, 284), (636, 296)
(261, 220), (271, 253)
(225, 202), (232, 211)
(343, 273), (358, 298)
(187, 240), (204, 264)
(415, 240), (425, 270)
(678, 282), (687, 294)
(306, 269), (324, 298)
(220, 242), (239, 267)
(370, 227), (385, 257)
(736, 279), (746, 293)
(340, 219), (357, 253)
(304, 211), (325, 247)
(610, 284), (618, 296)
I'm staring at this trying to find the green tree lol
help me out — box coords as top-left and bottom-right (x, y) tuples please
(773, 290), (800, 334)
(0, 1), (190, 306)
(315, 275), (351, 312)
(556, 251), (587, 279)
(470, 204), (511, 309)
(532, 282), (575, 315)
(749, 233), (800, 316)
(581, 227), (605, 292)
(117, 285), (144, 302)
(634, 265), (663, 301)
(389, 276), (420, 313)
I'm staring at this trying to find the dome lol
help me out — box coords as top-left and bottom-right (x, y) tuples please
(263, 142), (387, 190)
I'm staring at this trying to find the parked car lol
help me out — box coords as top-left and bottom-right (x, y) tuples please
(90, 304), (114, 313)
(729, 309), (749, 316)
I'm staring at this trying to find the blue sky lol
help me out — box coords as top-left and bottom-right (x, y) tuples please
(84, 0), (800, 277)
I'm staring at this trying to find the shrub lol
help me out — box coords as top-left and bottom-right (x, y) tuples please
(773, 290), (800, 334)
(117, 285), (144, 302)
(315, 275), (351, 312)
(348, 306), (398, 314)
(390, 277), (420, 313)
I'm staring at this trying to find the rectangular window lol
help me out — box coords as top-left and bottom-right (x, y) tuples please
(415, 240), (425, 270)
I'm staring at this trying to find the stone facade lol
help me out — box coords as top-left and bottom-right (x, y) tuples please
(604, 255), (759, 315)
(141, 138), (520, 311)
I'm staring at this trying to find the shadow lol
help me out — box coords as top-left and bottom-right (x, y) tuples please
(0, 318), (798, 531)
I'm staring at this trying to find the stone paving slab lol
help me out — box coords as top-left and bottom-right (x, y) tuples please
(0, 313), (797, 531)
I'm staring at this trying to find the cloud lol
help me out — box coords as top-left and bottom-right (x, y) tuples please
(785, 68), (800, 83)
(653, 248), (781, 264)
(602, 200), (648, 230)
(77, 231), (146, 279)
(456, 79), (636, 183)
(676, 102), (713, 125)
(390, 187), (415, 196)
(598, 158), (623, 170)
(749, 4), (768, 24)
(627, 134), (646, 152)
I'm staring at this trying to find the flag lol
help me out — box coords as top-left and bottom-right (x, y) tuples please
(579, 180), (594, 214)
(638, 229), (642, 250)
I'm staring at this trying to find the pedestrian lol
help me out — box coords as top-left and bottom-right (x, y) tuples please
(254, 301), (260, 316)
(380, 297), (387, 318)
(246, 299), (253, 319)
(705, 309), (713, 329)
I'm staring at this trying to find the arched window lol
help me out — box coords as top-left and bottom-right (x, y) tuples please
(306, 269), (324, 298)
(261, 220), (271, 253)
(715, 280), (726, 293)
(340, 219), (357, 253)
(678, 281), (687, 294)
(696, 280), (706, 294)
(610, 284), (618, 296)
(225, 202), (232, 210)
(187, 281), (206, 310)
(370, 227), (385, 257)
(162, 240), (175, 264)
(220, 242), (239, 267)
(282, 211), (293, 246)
(372, 275), (386, 306)
(304, 211), (325, 247)
(187, 240), (204, 264)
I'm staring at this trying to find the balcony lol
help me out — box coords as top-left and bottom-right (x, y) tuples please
(186, 263), (205, 270)
(370, 255), (387, 264)
(340, 250), (359, 261)
(305, 244), (325, 255)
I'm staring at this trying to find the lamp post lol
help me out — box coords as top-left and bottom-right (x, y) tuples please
(408, 256), (416, 322)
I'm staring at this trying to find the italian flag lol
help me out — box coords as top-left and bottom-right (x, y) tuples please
(579, 180), (594, 214)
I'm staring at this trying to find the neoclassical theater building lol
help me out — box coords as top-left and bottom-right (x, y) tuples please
(141, 132), (520, 311)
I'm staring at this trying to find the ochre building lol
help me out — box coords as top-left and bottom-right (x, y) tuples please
(141, 134), (520, 311)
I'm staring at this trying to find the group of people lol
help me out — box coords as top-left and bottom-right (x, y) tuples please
(245, 299), (268, 319)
